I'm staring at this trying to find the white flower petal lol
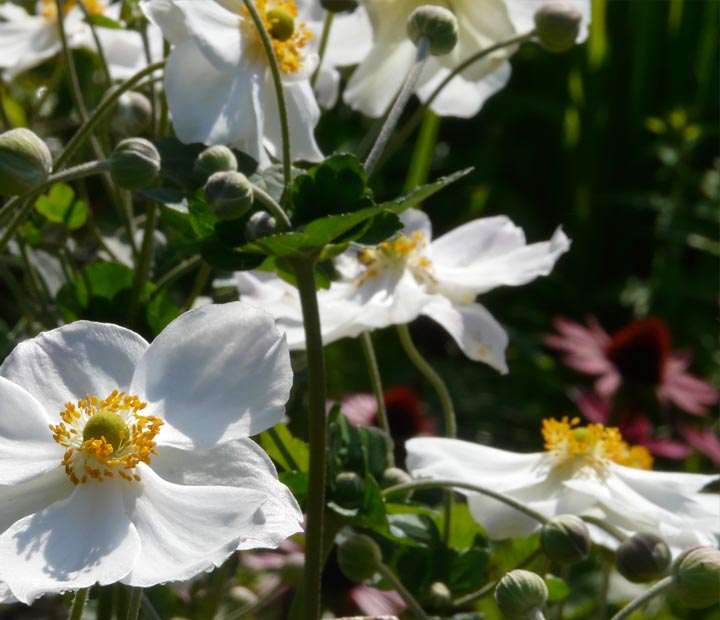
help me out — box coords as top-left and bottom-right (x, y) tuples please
(314, 64), (341, 109)
(130, 302), (292, 449)
(149, 438), (303, 549)
(325, 5), (373, 67)
(399, 208), (433, 240)
(121, 464), (271, 587)
(0, 15), (60, 78)
(0, 378), (63, 484)
(0, 582), (16, 604)
(0, 321), (149, 419)
(421, 298), (509, 372)
(141, 0), (190, 44)
(0, 482), (140, 604)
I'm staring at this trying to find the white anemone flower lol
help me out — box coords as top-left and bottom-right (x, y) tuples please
(0, 302), (302, 604)
(0, 0), (154, 81)
(141, 0), (324, 166)
(406, 417), (719, 553)
(237, 209), (570, 373)
(344, 0), (591, 119)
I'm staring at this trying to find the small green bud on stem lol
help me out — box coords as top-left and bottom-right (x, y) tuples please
(407, 5), (458, 56)
(540, 514), (591, 564)
(204, 171), (254, 220)
(534, 2), (582, 53)
(109, 138), (161, 190)
(0, 128), (52, 196)
(337, 534), (382, 582)
(193, 145), (238, 185)
(672, 546), (720, 609)
(495, 570), (548, 620)
(616, 533), (671, 583)
(245, 210), (278, 241)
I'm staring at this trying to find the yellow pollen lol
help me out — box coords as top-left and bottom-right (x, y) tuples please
(355, 231), (435, 287)
(542, 417), (653, 470)
(49, 390), (163, 485)
(40, 0), (105, 20)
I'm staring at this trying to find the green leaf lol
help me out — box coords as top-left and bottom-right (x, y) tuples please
(377, 168), (474, 215)
(545, 574), (570, 603)
(259, 423), (309, 472)
(34, 183), (88, 230)
(86, 14), (122, 29)
(249, 163), (302, 203)
(146, 290), (180, 336)
(188, 195), (219, 238)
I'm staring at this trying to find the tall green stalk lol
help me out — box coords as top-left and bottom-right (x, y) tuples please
(69, 588), (90, 620)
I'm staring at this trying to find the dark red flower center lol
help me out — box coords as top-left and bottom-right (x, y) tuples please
(606, 317), (670, 386)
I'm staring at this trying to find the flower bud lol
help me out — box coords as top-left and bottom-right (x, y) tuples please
(112, 91), (152, 137)
(320, 0), (358, 13)
(671, 546), (720, 609)
(0, 128), (52, 196)
(426, 581), (452, 610)
(109, 138), (161, 190)
(407, 5), (458, 56)
(615, 533), (671, 583)
(333, 471), (365, 508)
(533, 2), (583, 53)
(204, 171), (254, 220)
(495, 570), (548, 620)
(380, 467), (413, 502)
(540, 515), (591, 564)
(244, 211), (277, 241)
(337, 534), (382, 582)
(193, 145), (238, 185)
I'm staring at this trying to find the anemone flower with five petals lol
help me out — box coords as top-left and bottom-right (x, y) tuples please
(0, 302), (301, 604)
(237, 209), (570, 373)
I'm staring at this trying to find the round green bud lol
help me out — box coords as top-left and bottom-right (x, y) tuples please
(426, 581), (452, 611)
(540, 515), (591, 564)
(0, 128), (52, 196)
(672, 546), (720, 609)
(279, 552), (305, 587)
(495, 570), (548, 620)
(193, 145), (238, 185)
(407, 5), (458, 56)
(82, 411), (129, 452)
(244, 210), (277, 241)
(112, 91), (152, 137)
(110, 138), (161, 190)
(337, 534), (382, 583)
(616, 533), (671, 583)
(380, 467), (413, 502)
(266, 7), (295, 42)
(320, 0), (358, 13)
(534, 2), (583, 53)
(204, 171), (254, 220)
(334, 471), (365, 508)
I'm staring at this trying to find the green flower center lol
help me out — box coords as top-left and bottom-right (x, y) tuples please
(82, 410), (129, 453)
(266, 7), (295, 41)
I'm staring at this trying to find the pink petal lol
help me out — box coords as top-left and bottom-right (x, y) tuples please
(350, 584), (406, 616)
(678, 425), (720, 465)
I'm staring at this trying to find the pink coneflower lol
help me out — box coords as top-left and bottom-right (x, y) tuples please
(546, 317), (718, 415)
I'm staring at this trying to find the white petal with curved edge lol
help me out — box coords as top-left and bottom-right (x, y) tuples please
(421, 298), (509, 372)
(0, 17), (60, 78)
(0, 321), (149, 419)
(0, 482), (140, 604)
(0, 378), (63, 484)
(0, 583), (16, 604)
(150, 438), (303, 549)
(140, 0), (190, 44)
(314, 65), (341, 109)
(130, 302), (292, 449)
(121, 464), (272, 586)
(399, 208), (433, 240)
(325, 5), (373, 67)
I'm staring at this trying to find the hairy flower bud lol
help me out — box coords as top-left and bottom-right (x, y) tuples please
(380, 467), (412, 502)
(337, 534), (382, 582)
(245, 211), (278, 241)
(534, 2), (583, 53)
(334, 471), (365, 508)
(193, 145), (238, 185)
(672, 546), (720, 609)
(0, 128), (52, 196)
(320, 0), (358, 12)
(110, 138), (161, 190)
(112, 91), (153, 137)
(616, 533), (671, 583)
(495, 570), (548, 620)
(204, 171), (254, 220)
(407, 5), (458, 56)
(540, 515), (591, 564)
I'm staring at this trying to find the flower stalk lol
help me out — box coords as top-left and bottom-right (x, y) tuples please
(69, 588), (90, 620)
(608, 576), (673, 620)
(126, 587), (143, 620)
(377, 562), (430, 620)
(360, 331), (391, 438)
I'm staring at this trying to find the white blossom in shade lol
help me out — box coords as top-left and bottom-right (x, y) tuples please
(0, 302), (302, 604)
(343, 0), (591, 119)
(406, 417), (719, 553)
(237, 209), (570, 373)
(0, 0), (156, 81)
(141, 0), (324, 166)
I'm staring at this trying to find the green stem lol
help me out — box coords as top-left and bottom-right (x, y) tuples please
(69, 588), (90, 620)
(310, 11), (334, 89)
(182, 262), (212, 312)
(597, 558), (612, 620)
(241, 0), (291, 189)
(360, 331), (391, 437)
(141, 594), (162, 620)
(291, 257), (328, 620)
(268, 425), (300, 471)
(581, 515), (627, 542)
(251, 184), (292, 230)
(130, 203), (159, 325)
(376, 563), (430, 620)
(364, 36), (430, 178)
(396, 324), (456, 438)
(403, 110), (440, 191)
(56, 0), (89, 119)
(152, 255), (202, 294)
(608, 576), (673, 620)
(78, 0), (112, 86)
(126, 587), (142, 620)
(381, 479), (548, 525)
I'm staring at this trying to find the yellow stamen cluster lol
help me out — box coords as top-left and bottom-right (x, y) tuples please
(542, 417), (653, 470)
(245, 0), (312, 73)
(50, 390), (163, 485)
(356, 231), (434, 286)
(40, 0), (105, 20)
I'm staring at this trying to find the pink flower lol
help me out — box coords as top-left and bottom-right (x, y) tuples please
(546, 317), (718, 416)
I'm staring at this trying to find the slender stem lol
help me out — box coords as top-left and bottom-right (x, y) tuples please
(78, 0), (112, 86)
(381, 479), (549, 525)
(182, 262), (212, 312)
(360, 332), (391, 436)
(376, 563), (430, 620)
(241, 0), (291, 189)
(139, 24), (159, 136)
(364, 36), (430, 178)
(251, 184), (292, 230)
(608, 576), (674, 620)
(268, 425), (300, 471)
(130, 203), (159, 325)
(56, 0), (90, 119)
(581, 515), (627, 542)
(158, 40), (172, 136)
(218, 581), (284, 620)
(597, 558), (612, 620)
(69, 588), (90, 620)
(291, 257), (328, 620)
(126, 586), (143, 620)
(310, 11), (334, 89)
(141, 594), (162, 620)
(396, 324), (456, 438)
(403, 110), (440, 191)
(152, 255), (202, 293)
